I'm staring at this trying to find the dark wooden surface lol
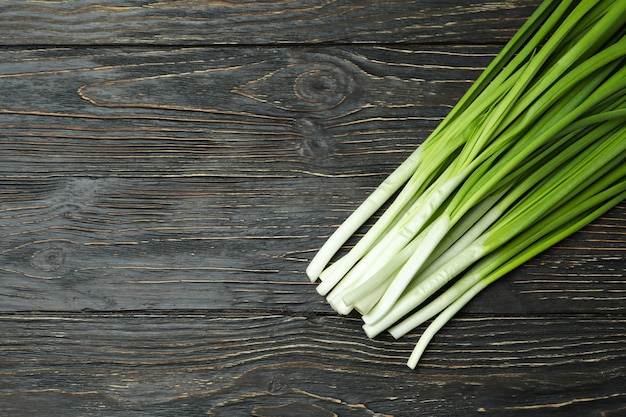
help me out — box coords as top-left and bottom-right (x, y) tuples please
(1, 1), (625, 416)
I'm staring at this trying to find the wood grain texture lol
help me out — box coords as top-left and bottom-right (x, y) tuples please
(0, 313), (625, 417)
(0, 0), (540, 46)
(1, 46), (623, 313)
(0, 0), (625, 415)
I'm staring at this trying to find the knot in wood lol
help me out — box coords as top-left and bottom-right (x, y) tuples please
(266, 377), (285, 393)
(30, 246), (66, 272)
(237, 59), (354, 113)
(296, 118), (333, 160)
(293, 63), (351, 110)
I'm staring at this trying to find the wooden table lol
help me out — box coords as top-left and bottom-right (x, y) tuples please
(1, 1), (624, 416)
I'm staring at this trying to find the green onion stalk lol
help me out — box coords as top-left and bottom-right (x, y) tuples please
(306, 0), (626, 369)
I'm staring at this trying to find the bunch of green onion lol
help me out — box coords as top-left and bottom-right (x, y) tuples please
(306, 0), (626, 369)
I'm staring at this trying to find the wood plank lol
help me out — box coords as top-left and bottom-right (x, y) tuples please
(0, 45), (474, 176)
(0, 0), (540, 46)
(0, 313), (624, 417)
(1, 46), (624, 313)
(2, 1), (624, 415)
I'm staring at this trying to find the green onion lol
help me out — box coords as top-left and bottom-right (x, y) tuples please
(307, 0), (626, 369)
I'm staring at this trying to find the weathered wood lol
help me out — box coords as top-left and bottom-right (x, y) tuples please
(0, 46), (488, 176)
(0, 46), (624, 313)
(0, 313), (625, 417)
(0, 0), (625, 415)
(0, 0), (540, 46)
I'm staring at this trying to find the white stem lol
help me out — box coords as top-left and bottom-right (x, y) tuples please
(361, 214), (451, 325)
(361, 237), (487, 337)
(323, 229), (425, 313)
(306, 147), (424, 281)
(341, 234), (425, 308)
(315, 164), (432, 291)
(406, 276), (489, 369)
(418, 204), (502, 280)
(388, 269), (484, 339)
(353, 282), (387, 314)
